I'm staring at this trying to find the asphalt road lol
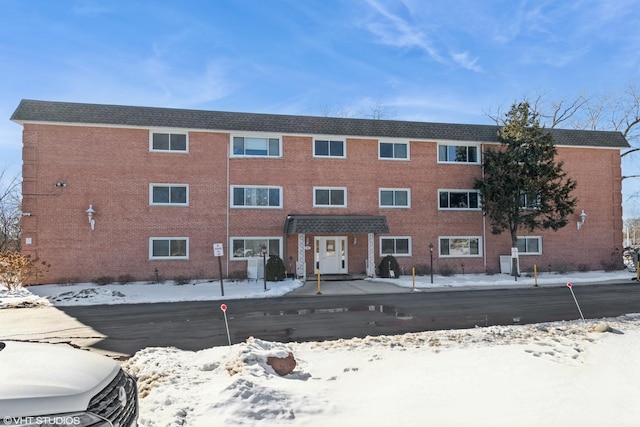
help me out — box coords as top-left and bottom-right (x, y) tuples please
(50, 282), (640, 355)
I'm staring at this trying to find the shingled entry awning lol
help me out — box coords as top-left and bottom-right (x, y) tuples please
(284, 214), (389, 234)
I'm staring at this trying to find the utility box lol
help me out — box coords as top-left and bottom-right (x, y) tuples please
(500, 256), (520, 274)
(247, 258), (264, 279)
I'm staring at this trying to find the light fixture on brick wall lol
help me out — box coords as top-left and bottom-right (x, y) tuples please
(86, 204), (96, 231)
(577, 210), (587, 230)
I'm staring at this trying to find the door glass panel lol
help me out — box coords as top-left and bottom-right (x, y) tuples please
(326, 239), (336, 256)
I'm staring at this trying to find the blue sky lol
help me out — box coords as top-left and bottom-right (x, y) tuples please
(1, 0), (639, 218)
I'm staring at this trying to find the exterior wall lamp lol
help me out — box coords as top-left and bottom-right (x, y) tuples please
(86, 204), (96, 231)
(577, 209), (587, 230)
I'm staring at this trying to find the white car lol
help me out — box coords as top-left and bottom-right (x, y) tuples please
(0, 341), (138, 426)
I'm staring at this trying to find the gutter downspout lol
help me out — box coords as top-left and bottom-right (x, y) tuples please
(481, 143), (487, 272)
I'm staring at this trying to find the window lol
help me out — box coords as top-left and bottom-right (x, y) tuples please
(438, 144), (479, 163)
(520, 192), (541, 210)
(438, 190), (480, 209)
(380, 188), (410, 208)
(150, 184), (188, 206)
(150, 132), (188, 152)
(314, 139), (345, 158)
(149, 238), (188, 259)
(231, 186), (282, 208)
(517, 236), (542, 255)
(380, 237), (411, 256)
(379, 142), (408, 160)
(439, 237), (482, 257)
(231, 238), (281, 259)
(314, 187), (347, 207)
(233, 136), (280, 157)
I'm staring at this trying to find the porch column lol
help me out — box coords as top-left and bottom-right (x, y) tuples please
(296, 233), (306, 278)
(367, 232), (375, 277)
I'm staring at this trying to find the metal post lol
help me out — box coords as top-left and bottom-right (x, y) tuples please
(262, 246), (267, 291)
(429, 243), (434, 284)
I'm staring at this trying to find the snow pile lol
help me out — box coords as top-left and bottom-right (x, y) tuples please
(10, 279), (302, 307)
(0, 284), (49, 308)
(124, 316), (640, 426)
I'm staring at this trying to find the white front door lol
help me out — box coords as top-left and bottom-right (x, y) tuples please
(315, 236), (347, 274)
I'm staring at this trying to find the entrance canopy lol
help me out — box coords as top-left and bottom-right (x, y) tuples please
(284, 214), (389, 234)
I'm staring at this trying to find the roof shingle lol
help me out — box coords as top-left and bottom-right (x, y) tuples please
(11, 99), (629, 148)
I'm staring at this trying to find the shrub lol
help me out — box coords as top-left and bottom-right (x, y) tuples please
(94, 276), (115, 286)
(173, 275), (192, 285)
(0, 252), (50, 290)
(378, 255), (401, 278)
(414, 264), (432, 276)
(117, 274), (136, 285)
(266, 255), (286, 281)
(228, 270), (248, 282)
(438, 263), (456, 277)
(577, 263), (590, 273)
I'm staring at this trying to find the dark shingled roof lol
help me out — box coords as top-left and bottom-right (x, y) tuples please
(11, 99), (629, 148)
(284, 215), (389, 234)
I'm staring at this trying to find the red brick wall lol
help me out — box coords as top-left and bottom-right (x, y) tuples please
(21, 125), (624, 284)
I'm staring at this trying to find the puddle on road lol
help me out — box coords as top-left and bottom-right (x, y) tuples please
(248, 305), (414, 320)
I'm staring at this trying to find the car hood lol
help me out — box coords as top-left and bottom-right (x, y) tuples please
(0, 341), (119, 417)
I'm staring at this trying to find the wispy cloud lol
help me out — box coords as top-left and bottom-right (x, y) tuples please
(362, 0), (484, 72)
(362, 0), (444, 63)
(449, 51), (482, 72)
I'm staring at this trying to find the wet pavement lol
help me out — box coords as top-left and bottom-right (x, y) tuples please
(288, 279), (411, 296)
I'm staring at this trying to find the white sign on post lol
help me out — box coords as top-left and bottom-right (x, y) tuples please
(511, 247), (519, 258)
(213, 243), (224, 257)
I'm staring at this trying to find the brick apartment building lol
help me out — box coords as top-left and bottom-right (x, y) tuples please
(11, 99), (628, 284)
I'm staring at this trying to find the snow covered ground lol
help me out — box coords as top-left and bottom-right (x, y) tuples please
(2, 270), (639, 426)
(0, 269), (635, 308)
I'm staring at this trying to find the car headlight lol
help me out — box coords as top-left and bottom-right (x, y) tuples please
(2, 412), (109, 426)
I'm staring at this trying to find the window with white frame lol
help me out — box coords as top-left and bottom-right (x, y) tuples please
(232, 136), (280, 157)
(150, 131), (188, 152)
(520, 192), (541, 210)
(517, 236), (542, 255)
(437, 144), (479, 164)
(379, 188), (410, 208)
(439, 237), (482, 257)
(380, 237), (411, 256)
(150, 184), (188, 206)
(379, 142), (408, 160)
(314, 139), (345, 158)
(231, 186), (282, 208)
(149, 237), (188, 259)
(314, 187), (346, 207)
(231, 237), (281, 259)
(438, 190), (480, 209)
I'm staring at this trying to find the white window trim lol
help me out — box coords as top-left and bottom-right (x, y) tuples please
(229, 237), (283, 260)
(379, 236), (412, 257)
(149, 183), (189, 206)
(436, 143), (481, 164)
(438, 236), (483, 257)
(313, 138), (347, 158)
(379, 188), (411, 208)
(437, 189), (481, 210)
(149, 237), (189, 260)
(378, 141), (410, 161)
(517, 236), (543, 255)
(230, 185), (283, 209)
(149, 130), (189, 153)
(231, 134), (282, 158)
(313, 186), (348, 208)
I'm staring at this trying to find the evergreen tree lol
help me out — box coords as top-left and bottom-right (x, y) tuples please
(474, 102), (578, 274)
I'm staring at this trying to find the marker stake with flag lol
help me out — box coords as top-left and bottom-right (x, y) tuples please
(567, 282), (585, 321)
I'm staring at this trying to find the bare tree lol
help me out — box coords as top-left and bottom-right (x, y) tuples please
(488, 85), (640, 183)
(0, 167), (21, 252)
